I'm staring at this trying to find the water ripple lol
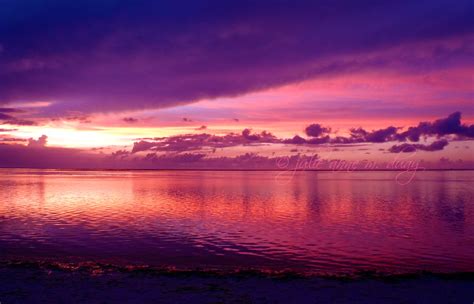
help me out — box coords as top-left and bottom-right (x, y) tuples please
(0, 169), (473, 275)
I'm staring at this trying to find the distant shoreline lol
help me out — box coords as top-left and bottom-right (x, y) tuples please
(1, 167), (474, 172)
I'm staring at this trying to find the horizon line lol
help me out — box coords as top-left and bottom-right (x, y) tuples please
(1, 167), (473, 172)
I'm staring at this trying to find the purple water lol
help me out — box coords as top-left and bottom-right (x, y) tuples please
(1, 169), (473, 275)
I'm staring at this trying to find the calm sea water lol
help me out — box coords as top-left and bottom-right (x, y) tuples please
(0, 169), (473, 275)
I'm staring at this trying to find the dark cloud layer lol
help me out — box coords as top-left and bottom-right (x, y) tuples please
(0, 113), (473, 169)
(0, 143), (102, 168)
(399, 112), (474, 141)
(0, 108), (37, 126)
(305, 124), (331, 137)
(132, 129), (279, 153)
(330, 112), (474, 146)
(123, 117), (138, 123)
(0, 0), (472, 114)
(349, 126), (399, 143)
(1, 143), (472, 170)
(130, 112), (472, 154)
(389, 139), (449, 153)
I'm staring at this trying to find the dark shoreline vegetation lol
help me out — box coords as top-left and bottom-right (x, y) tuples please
(1, 260), (473, 304)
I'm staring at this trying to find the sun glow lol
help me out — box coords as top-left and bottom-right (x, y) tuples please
(7, 124), (198, 149)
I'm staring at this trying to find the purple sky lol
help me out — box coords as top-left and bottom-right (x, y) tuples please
(0, 0), (473, 169)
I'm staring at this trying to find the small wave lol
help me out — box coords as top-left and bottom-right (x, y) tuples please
(1, 259), (473, 281)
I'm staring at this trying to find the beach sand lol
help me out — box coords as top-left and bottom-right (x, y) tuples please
(1, 262), (472, 303)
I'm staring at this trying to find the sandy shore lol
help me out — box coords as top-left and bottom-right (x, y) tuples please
(0, 262), (473, 303)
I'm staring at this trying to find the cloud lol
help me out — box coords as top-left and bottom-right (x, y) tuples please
(349, 126), (399, 143)
(0, 140), (471, 170)
(132, 140), (158, 153)
(242, 128), (276, 141)
(305, 124), (331, 137)
(284, 135), (307, 145)
(0, 143), (104, 168)
(0, 113), (13, 120)
(132, 129), (279, 154)
(0, 137), (27, 143)
(302, 112), (474, 145)
(111, 149), (129, 159)
(0, 108), (23, 113)
(0, 1), (472, 115)
(0, 107), (37, 125)
(27, 135), (47, 148)
(307, 136), (331, 144)
(129, 112), (473, 154)
(123, 117), (138, 123)
(388, 139), (449, 153)
(399, 111), (474, 141)
(2, 119), (37, 126)
(145, 153), (207, 164)
(195, 125), (207, 130)
(3, 144), (472, 170)
(0, 112), (470, 169)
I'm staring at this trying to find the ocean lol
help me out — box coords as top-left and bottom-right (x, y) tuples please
(1, 169), (473, 276)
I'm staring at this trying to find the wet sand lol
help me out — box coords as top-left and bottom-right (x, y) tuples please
(1, 262), (473, 304)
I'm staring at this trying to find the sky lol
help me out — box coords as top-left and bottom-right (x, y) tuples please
(0, 0), (473, 169)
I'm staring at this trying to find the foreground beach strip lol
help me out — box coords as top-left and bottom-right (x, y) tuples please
(1, 261), (473, 303)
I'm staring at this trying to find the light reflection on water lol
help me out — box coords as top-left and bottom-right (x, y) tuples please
(0, 169), (473, 274)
